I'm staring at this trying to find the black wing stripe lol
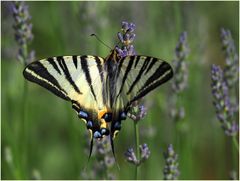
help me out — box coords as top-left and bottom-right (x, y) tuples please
(46, 57), (61, 75)
(117, 56), (135, 96)
(57, 56), (82, 94)
(72, 100), (81, 113)
(126, 56), (151, 95)
(134, 56), (141, 68)
(116, 58), (124, 80)
(95, 56), (106, 104)
(73, 55), (78, 69)
(142, 62), (171, 90)
(132, 69), (173, 102)
(23, 62), (69, 100)
(95, 56), (104, 84)
(144, 58), (158, 75)
(81, 56), (97, 102)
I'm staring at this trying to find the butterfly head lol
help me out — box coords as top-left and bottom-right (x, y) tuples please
(105, 48), (122, 63)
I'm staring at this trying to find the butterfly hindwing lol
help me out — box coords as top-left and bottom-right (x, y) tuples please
(23, 55), (107, 112)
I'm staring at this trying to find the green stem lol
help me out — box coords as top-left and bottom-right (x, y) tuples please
(232, 136), (239, 152)
(134, 121), (140, 180)
(20, 78), (28, 179)
(231, 136), (238, 173)
(20, 44), (29, 178)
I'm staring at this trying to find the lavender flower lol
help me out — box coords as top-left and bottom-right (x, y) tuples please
(124, 143), (150, 166)
(220, 28), (239, 88)
(169, 32), (190, 122)
(127, 101), (147, 123)
(211, 64), (238, 136)
(171, 31), (189, 93)
(115, 21), (136, 57)
(12, 1), (34, 65)
(163, 144), (180, 180)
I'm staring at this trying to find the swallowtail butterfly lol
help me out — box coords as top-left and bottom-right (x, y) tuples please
(23, 49), (173, 157)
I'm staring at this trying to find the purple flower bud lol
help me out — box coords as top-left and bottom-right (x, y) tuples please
(139, 143), (151, 162)
(117, 32), (124, 43)
(121, 21), (129, 32)
(129, 33), (136, 42)
(124, 148), (139, 165)
(128, 23), (136, 33)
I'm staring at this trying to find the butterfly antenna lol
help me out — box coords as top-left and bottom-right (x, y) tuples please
(90, 34), (112, 50)
(110, 136), (120, 170)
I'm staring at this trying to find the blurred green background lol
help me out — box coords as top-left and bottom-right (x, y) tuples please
(1, 1), (239, 180)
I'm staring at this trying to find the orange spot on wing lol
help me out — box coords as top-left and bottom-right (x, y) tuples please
(98, 107), (108, 120)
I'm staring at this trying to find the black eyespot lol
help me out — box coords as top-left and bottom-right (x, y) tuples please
(120, 112), (127, 120)
(101, 128), (109, 136)
(114, 121), (121, 130)
(79, 111), (88, 119)
(93, 131), (102, 138)
(86, 121), (93, 129)
(103, 113), (112, 122)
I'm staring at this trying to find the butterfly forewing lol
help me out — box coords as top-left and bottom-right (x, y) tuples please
(23, 55), (107, 112)
(114, 55), (173, 110)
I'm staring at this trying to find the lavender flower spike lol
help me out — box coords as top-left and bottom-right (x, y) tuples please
(171, 31), (190, 93)
(127, 101), (147, 123)
(211, 64), (238, 136)
(124, 143), (151, 166)
(163, 144), (180, 180)
(116, 21), (136, 58)
(169, 32), (189, 122)
(220, 28), (239, 88)
(12, 1), (35, 65)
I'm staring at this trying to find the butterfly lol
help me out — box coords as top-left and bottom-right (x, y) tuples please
(23, 49), (173, 158)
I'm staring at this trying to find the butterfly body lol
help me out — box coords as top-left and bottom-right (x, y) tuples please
(23, 49), (173, 155)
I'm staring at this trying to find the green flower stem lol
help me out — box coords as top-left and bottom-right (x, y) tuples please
(20, 44), (29, 179)
(235, 82), (239, 104)
(231, 136), (239, 174)
(232, 136), (239, 152)
(21, 73), (28, 179)
(134, 121), (140, 180)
